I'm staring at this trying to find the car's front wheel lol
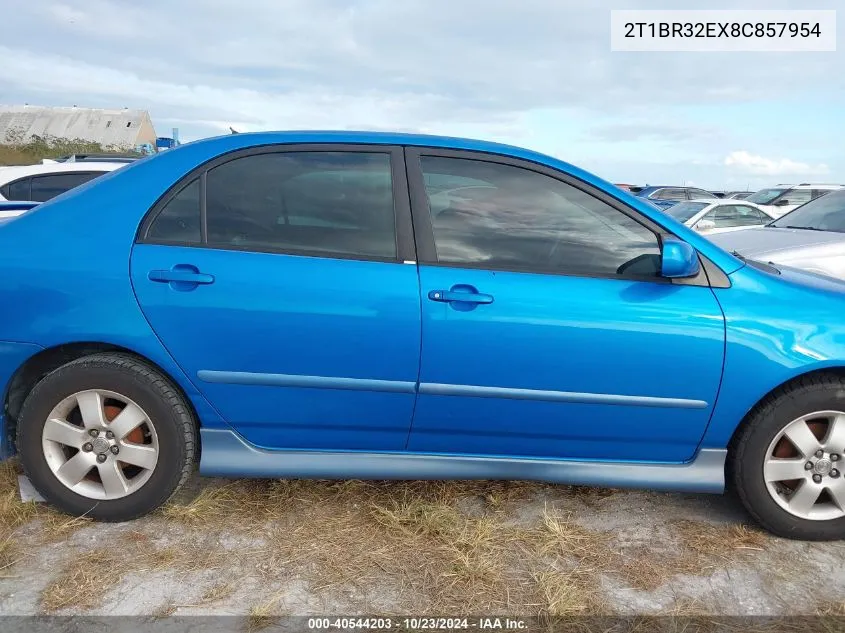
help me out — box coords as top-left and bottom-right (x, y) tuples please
(732, 373), (845, 540)
(17, 353), (196, 521)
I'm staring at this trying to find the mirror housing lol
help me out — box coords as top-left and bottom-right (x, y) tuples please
(774, 199), (790, 206)
(695, 219), (715, 232)
(661, 237), (700, 278)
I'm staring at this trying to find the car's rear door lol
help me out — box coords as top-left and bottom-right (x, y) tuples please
(130, 144), (421, 451)
(405, 148), (726, 463)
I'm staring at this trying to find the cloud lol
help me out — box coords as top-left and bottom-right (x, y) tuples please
(724, 151), (830, 177)
(588, 123), (723, 143)
(0, 0), (842, 188)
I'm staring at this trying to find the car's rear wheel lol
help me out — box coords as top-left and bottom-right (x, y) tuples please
(17, 353), (196, 521)
(732, 373), (845, 540)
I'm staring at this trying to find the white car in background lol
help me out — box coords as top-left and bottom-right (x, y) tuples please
(665, 199), (777, 235)
(0, 155), (132, 205)
(743, 183), (844, 218)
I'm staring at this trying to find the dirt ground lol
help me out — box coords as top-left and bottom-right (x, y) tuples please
(2, 458), (845, 620)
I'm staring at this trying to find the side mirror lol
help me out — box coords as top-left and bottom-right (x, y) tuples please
(695, 219), (715, 232)
(774, 199), (790, 206)
(661, 237), (700, 278)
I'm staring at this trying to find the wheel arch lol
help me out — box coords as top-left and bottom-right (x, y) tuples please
(3, 342), (202, 455)
(726, 366), (845, 454)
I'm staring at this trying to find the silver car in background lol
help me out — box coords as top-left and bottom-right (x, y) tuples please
(709, 190), (845, 280)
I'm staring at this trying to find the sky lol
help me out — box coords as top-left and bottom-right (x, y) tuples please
(0, 0), (842, 190)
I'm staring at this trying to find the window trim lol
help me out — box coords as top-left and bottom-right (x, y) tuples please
(404, 146), (712, 287)
(137, 143), (415, 263)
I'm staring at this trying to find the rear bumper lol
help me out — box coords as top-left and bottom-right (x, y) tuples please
(0, 341), (44, 460)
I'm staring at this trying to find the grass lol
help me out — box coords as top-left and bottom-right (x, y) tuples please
(0, 133), (138, 166)
(40, 550), (125, 611)
(0, 463), (783, 616)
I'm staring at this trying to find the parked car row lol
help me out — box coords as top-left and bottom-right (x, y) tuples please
(626, 183), (845, 218)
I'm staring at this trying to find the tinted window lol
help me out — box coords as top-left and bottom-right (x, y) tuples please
(205, 152), (396, 258)
(667, 201), (708, 223)
(812, 189), (836, 200)
(147, 178), (201, 244)
(29, 172), (102, 202)
(775, 189), (812, 207)
(771, 190), (845, 233)
(6, 178), (31, 201)
(419, 156), (662, 278)
(653, 188), (686, 201)
(686, 188), (717, 199)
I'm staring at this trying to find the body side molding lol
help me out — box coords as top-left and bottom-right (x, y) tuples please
(418, 383), (708, 409)
(196, 371), (708, 409)
(199, 429), (726, 494)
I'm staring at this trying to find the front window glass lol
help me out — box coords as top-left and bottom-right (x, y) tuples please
(419, 156), (662, 278)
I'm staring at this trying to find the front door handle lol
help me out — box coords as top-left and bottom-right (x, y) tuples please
(148, 265), (215, 288)
(428, 289), (494, 304)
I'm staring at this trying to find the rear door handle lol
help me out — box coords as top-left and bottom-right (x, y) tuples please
(428, 289), (494, 304)
(149, 267), (215, 285)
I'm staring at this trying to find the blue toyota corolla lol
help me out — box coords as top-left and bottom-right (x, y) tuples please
(2, 132), (845, 540)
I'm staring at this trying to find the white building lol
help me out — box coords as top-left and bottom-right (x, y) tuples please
(0, 105), (157, 150)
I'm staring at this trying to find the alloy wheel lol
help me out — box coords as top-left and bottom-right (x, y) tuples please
(41, 389), (159, 500)
(764, 410), (845, 521)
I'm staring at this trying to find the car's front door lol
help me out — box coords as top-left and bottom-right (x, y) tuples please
(405, 148), (726, 463)
(130, 145), (421, 450)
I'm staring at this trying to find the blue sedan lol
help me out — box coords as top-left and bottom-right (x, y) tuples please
(2, 131), (845, 540)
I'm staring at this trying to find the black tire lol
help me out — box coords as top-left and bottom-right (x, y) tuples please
(731, 372), (845, 540)
(16, 352), (196, 521)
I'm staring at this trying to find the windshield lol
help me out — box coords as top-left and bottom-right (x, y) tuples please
(666, 201), (708, 223)
(746, 188), (787, 205)
(770, 190), (845, 233)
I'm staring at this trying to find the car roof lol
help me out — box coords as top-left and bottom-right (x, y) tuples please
(0, 162), (126, 182)
(774, 183), (845, 190)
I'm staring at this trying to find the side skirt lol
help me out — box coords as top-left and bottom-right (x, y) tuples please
(199, 429), (726, 494)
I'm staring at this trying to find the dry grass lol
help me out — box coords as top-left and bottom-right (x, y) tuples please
(0, 464), (777, 616)
(816, 601), (845, 616)
(40, 550), (124, 611)
(247, 593), (285, 632)
(152, 603), (177, 618)
(0, 459), (37, 534)
(534, 569), (603, 616)
(39, 532), (221, 612)
(0, 533), (21, 578)
(200, 581), (237, 605)
(617, 520), (768, 591)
